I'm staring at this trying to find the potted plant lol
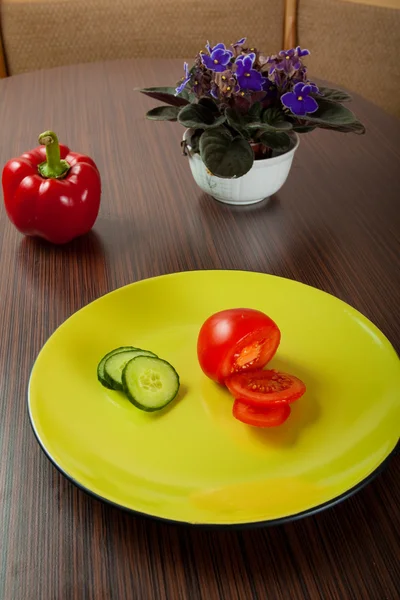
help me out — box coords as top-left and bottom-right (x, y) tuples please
(139, 38), (365, 205)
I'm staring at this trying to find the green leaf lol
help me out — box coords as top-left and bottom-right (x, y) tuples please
(226, 106), (292, 137)
(262, 107), (293, 131)
(319, 120), (366, 135)
(225, 108), (251, 137)
(146, 106), (181, 121)
(246, 121), (273, 132)
(137, 86), (190, 107)
(178, 104), (226, 129)
(259, 131), (292, 152)
(318, 86), (352, 103)
(225, 108), (276, 140)
(199, 127), (254, 178)
(248, 102), (262, 120)
(297, 98), (359, 127)
(198, 97), (219, 114)
(292, 124), (317, 134)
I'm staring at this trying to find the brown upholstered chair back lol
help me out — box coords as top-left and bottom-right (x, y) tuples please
(0, 0), (284, 75)
(298, 0), (400, 117)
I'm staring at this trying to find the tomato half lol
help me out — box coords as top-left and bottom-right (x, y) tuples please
(197, 308), (281, 384)
(226, 369), (306, 406)
(233, 400), (291, 428)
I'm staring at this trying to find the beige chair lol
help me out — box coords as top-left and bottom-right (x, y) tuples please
(297, 0), (400, 117)
(0, 0), (287, 76)
(3, 0), (397, 118)
(0, 17), (6, 77)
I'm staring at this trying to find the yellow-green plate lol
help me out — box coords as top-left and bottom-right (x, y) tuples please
(28, 270), (400, 526)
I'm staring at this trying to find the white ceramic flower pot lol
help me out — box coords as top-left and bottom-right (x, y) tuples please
(184, 130), (300, 205)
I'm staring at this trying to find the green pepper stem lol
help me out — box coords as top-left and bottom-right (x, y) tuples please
(38, 131), (70, 179)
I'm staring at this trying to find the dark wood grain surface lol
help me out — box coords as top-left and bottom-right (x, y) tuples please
(0, 59), (399, 600)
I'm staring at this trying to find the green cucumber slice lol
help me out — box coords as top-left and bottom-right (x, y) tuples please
(104, 348), (157, 390)
(97, 346), (139, 389)
(122, 356), (180, 411)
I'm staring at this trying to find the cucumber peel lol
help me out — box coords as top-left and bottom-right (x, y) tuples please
(97, 346), (139, 390)
(104, 348), (157, 391)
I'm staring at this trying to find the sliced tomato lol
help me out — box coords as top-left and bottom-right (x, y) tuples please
(233, 400), (291, 428)
(197, 308), (281, 384)
(226, 369), (306, 406)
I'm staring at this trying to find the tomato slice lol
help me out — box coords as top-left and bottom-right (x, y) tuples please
(197, 308), (281, 384)
(226, 369), (306, 406)
(225, 327), (281, 377)
(233, 400), (291, 428)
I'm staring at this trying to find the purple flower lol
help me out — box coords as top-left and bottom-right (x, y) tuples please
(265, 54), (279, 76)
(205, 41), (224, 54)
(268, 47), (310, 78)
(210, 86), (219, 100)
(296, 46), (310, 58)
(233, 37), (247, 47)
(202, 43), (233, 72)
(235, 53), (265, 91)
(175, 62), (190, 95)
(262, 78), (277, 103)
(270, 68), (292, 92)
(277, 48), (301, 72)
(281, 82), (319, 116)
(307, 81), (320, 94)
(262, 78), (274, 92)
(290, 66), (308, 86)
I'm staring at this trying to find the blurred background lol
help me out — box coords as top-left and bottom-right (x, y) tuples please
(0, 0), (399, 117)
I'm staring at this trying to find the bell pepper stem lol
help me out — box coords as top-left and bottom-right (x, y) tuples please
(38, 131), (70, 179)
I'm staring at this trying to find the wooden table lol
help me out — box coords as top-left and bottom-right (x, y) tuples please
(0, 59), (399, 600)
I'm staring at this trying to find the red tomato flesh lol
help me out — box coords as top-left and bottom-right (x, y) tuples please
(197, 308), (281, 384)
(233, 400), (291, 428)
(226, 369), (306, 406)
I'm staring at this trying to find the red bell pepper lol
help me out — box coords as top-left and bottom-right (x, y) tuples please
(2, 131), (101, 244)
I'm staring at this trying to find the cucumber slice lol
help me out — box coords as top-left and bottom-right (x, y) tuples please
(104, 348), (157, 390)
(122, 356), (180, 412)
(97, 346), (139, 389)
